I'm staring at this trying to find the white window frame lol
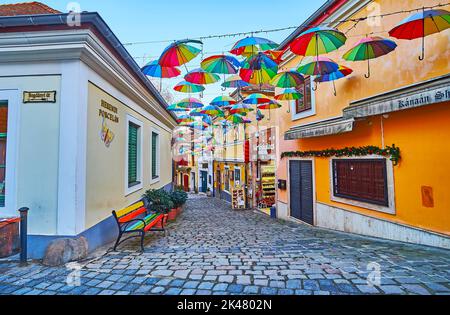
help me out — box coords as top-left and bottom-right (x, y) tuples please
(125, 114), (143, 196)
(150, 128), (161, 184)
(329, 156), (396, 215)
(290, 77), (316, 121)
(0, 90), (19, 217)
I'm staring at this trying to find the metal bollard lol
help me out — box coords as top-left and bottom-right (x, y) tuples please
(18, 207), (29, 265)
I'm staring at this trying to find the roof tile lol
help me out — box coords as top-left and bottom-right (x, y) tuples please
(0, 2), (60, 16)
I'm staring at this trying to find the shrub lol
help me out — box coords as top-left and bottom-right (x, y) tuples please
(143, 189), (174, 214)
(171, 189), (188, 208)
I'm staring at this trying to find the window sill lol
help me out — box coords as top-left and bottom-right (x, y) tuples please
(150, 177), (160, 185)
(125, 182), (143, 196)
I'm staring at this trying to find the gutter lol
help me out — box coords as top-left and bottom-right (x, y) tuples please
(0, 12), (177, 123)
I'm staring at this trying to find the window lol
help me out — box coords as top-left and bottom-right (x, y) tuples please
(0, 102), (7, 207)
(332, 159), (389, 207)
(234, 168), (241, 183)
(224, 168), (230, 192)
(295, 76), (312, 114)
(126, 116), (143, 194)
(151, 131), (160, 181)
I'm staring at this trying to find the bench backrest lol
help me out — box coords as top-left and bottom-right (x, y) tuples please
(113, 201), (147, 223)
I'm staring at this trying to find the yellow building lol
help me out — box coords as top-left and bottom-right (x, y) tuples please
(267, 0), (450, 248)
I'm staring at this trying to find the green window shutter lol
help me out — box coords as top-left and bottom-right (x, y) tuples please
(128, 123), (139, 186)
(152, 132), (158, 178)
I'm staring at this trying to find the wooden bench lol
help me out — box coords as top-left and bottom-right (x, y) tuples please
(112, 200), (165, 252)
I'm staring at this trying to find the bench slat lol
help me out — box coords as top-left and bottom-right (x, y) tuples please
(116, 201), (145, 218)
(118, 207), (147, 223)
(126, 213), (158, 231)
(143, 215), (164, 232)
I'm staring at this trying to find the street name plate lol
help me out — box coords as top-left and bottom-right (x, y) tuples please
(23, 91), (57, 103)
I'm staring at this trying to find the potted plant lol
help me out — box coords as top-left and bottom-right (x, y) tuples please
(171, 189), (188, 216)
(143, 189), (173, 225)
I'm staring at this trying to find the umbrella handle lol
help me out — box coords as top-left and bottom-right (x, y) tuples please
(312, 81), (318, 91)
(364, 58), (371, 79)
(418, 35), (425, 61)
(333, 80), (337, 97)
(221, 86), (227, 92)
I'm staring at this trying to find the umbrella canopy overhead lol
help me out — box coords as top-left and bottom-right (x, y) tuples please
(174, 81), (205, 93)
(221, 75), (251, 89)
(229, 103), (255, 115)
(225, 114), (246, 124)
(241, 52), (278, 71)
(176, 97), (204, 109)
(210, 95), (237, 107)
(314, 65), (353, 96)
(389, 9), (450, 60)
(168, 104), (190, 112)
(263, 50), (286, 64)
(141, 60), (181, 78)
(176, 114), (194, 123)
(297, 56), (339, 76)
(343, 37), (397, 78)
(239, 68), (278, 85)
(159, 39), (203, 67)
(243, 93), (273, 105)
(231, 37), (279, 55)
(189, 108), (208, 117)
(290, 26), (347, 57)
(200, 55), (241, 74)
(258, 100), (282, 110)
(275, 88), (304, 101)
(271, 70), (305, 88)
(185, 68), (221, 85)
(200, 105), (225, 117)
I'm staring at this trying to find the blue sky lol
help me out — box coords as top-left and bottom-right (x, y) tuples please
(5, 0), (326, 103)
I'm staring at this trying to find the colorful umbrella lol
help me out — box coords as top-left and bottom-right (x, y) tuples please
(241, 52), (278, 71)
(200, 105), (225, 117)
(343, 37), (397, 78)
(239, 68), (278, 85)
(185, 68), (220, 85)
(229, 103), (255, 115)
(174, 81), (205, 94)
(274, 88), (304, 101)
(176, 97), (204, 109)
(142, 60), (181, 78)
(314, 65), (353, 95)
(230, 45), (261, 58)
(258, 100), (282, 110)
(200, 55), (240, 74)
(290, 26), (347, 57)
(167, 104), (190, 112)
(231, 37), (279, 55)
(221, 75), (251, 89)
(263, 50), (285, 64)
(389, 9), (450, 60)
(243, 93), (273, 105)
(297, 56), (339, 76)
(189, 108), (208, 117)
(159, 39), (203, 67)
(210, 96), (237, 107)
(270, 70), (305, 88)
(189, 121), (210, 130)
(176, 114), (194, 123)
(225, 114), (246, 124)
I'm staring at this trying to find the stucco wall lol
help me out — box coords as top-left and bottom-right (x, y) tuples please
(0, 75), (61, 235)
(85, 83), (173, 229)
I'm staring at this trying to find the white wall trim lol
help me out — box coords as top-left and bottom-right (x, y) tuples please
(150, 127), (161, 185)
(328, 155), (396, 215)
(125, 114), (144, 196)
(0, 89), (19, 217)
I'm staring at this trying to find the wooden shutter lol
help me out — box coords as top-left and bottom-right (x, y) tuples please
(295, 77), (312, 114)
(128, 123), (139, 186)
(0, 104), (7, 207)
(152, 132), (158, 179)
(333, 159), (388, 206)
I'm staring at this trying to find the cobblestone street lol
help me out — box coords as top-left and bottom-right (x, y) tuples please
(1, 195), (450, 295)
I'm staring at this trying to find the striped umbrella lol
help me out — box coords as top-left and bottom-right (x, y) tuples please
(270, 70), (305, 88)
(200, 55), (240, 74)
(389, 9), (450, 60)
(290, 26), (347, 57)
(239, 68), (278, 85)
(225, 114), (246, 124)
(176, 97), (204, 109)
(174, 81), (205, 94)
(314, 65), (353, 95)
(258, 100), (282, 110)
(159, 39), (203, 67)
(200, 105), (225, 117)
(221, 75), (251, 89)
(231, 37), (279, 56)
(243, 93), (272, 105)
(229, 103), (255, 115)
(167, 104), (190, 112)
(185, 68), (220, 85)
(343, 37), (397, 78)
(241, 52), (278, 70)
(275, 88), (304, 101)
(297, 56), (339, 76)
(141, 60), (181, 91)
(176, 114), (194, 124)
(189, 108), (208, 117)
(210, 96), (237, 108)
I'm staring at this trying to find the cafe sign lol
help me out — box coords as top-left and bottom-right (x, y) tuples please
(23, 91), (57, 103)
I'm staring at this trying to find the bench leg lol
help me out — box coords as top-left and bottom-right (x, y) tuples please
(140, 231), (145, 253)
(113, 232), (122, 251)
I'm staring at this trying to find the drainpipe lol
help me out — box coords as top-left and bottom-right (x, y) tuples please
(18, 207), (29, 265)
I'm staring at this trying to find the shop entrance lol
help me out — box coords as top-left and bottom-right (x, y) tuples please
(289, 160), (314, 225)
(200, 171), (208, 193)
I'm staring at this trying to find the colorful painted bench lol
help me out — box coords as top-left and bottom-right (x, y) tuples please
(112, 200), (165, 252)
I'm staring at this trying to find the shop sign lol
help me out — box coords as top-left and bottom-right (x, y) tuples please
(99, 100), (119, 123)
(23, 91), (56, 103)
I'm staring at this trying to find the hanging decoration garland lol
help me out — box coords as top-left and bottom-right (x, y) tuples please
(281, 144), (401, 165)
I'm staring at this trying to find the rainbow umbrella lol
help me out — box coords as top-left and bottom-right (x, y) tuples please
(275, 88), (304, 101)
(202, 115), (213, 125)
(176, 97), (204, 109)
(297, 56), (339, 76)
(389, 9), (450, 60)
(241, 52), (278, 71)
(225, 114), (246, 124)
(189, 108), (207, 117)
(243, 93), (273, 105)
(200, 55), (240, 74)
(263, 50), (285, 64)
(231, 37), (279, 55)
(174, 81), (205, 94)
(239, 68), (278, 85)
(185, 68), (220, 85)
(343, 37), (397, 78)
(314, 65), (353, 95)
(270, 70), (305, 88)
(221, 75), (251, 89)
(167, 104), (189, 112)
(229, 103), (255, 115)
(189, 121), (210, 130)
(210, 96), (237, 107)
(176, 114), (194, 123)
(141, 60), (181, 92)
(159, 39), (203, 67)
(290, 26), (347, 57)
(258, 100), (282, 110)
(200, 105), (225, 117)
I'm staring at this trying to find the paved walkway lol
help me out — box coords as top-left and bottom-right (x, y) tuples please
(1, 195), (450, 295)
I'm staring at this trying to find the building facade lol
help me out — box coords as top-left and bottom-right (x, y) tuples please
(271, 0), (450, 248)
(0, 6), (177, 258)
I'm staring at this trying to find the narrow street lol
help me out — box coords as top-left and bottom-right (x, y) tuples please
(1, 195), (449, 295)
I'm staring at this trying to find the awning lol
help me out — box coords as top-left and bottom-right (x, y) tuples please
(285, 117), (355, 140)
(343, 74), (450, 119)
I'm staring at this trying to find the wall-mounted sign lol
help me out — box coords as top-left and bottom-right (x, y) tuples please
(99, 100), (119, 123)
(23, 91), (57, 103)
(100, 118), (115, 148)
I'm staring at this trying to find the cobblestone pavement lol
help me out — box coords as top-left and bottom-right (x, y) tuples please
(1, 195), (450, 295)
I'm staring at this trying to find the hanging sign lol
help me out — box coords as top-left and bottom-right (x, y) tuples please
(23, 91), (57, 103)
